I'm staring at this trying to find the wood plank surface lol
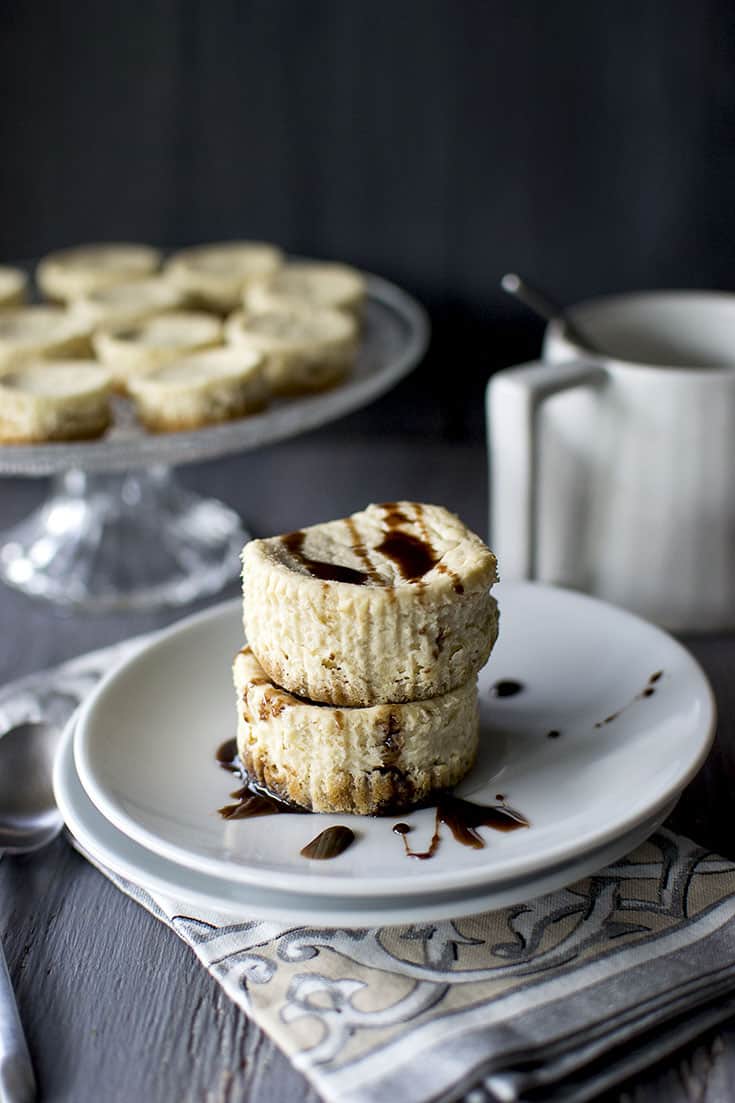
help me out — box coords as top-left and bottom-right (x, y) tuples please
(1, 434), (734, 1102)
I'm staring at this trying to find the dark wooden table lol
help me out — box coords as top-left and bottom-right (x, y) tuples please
(1, 430), (734, 1102)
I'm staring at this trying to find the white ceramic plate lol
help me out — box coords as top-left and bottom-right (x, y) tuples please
(73, 581), (716, 898)
(55, 716), (679, 926)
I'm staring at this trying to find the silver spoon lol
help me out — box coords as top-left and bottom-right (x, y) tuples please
(0, 720), (64, 1103)
(500, 272), (603, 355)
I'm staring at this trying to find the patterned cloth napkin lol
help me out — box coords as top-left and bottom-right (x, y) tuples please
(3, 639), (735, 1103)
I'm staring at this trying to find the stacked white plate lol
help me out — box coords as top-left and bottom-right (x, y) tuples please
(54, 582), (716, 927)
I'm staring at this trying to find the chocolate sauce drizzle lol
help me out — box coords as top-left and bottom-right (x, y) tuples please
(375, 530), (438, 581)
(594, 670), (663, 729)
(345, 516), (383, 583)
(216, 744), (529, 863)
(281, 530), (369, 586)
(377, 503), (464, 593)
(300, 826), (356, 860)
(279, 505), (463, 593)
(394, 795), (529, 860)
(380, 503), (411, 528)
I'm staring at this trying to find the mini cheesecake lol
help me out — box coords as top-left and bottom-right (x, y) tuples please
(0, 361), (112, 443)
(241, 502), (498, 706)
(163, 241), (283, 313)
(37, 243), (161, 303)
(70, 278), (185, 330)
(233, 645), (479, 814)
(224, 305), (357, 394)
(127, 346), (268, 432)
(92, 311), (223, 391)
(0, 266), (28, 309)
(0, 307), (92, 370)
(244, 260), (366, 320)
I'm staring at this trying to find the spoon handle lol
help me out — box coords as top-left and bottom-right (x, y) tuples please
(0, 945), (35, 1103)
(500, 273), (602, 354)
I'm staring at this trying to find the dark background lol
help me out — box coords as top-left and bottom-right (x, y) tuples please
(1, 0), (735, 438)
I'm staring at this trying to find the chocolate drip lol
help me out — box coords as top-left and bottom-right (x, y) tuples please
(380, 712), (404, 767)
(380, 503), (411, 527)
(491, 680), (524, 698)
(398, 795), (529, 859)
(436, 562), (465, 595)
(345, 517), (382, 583)
(215, 739), (301, 818)
(376, 530), (438, 581)
(594, 670), (664, 729)
(413, 502), (432, 546)
(215, 737), (240, 773)
(219, 789), (295, 820)
(439, 796), (529, 847)
(282, 529), (369, 586)
(399, 819), (441, 860)
(300, 826), (356, 860)
(377, 503), (464, 590)
(392, 823), (412, 835)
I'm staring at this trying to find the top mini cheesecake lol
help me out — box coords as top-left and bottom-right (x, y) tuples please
(241, 502), (498, 706)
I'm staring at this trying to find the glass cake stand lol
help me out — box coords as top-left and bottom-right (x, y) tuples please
(0, 274), (429, 611)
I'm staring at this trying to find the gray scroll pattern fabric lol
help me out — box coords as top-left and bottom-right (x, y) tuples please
(4, 640), (735, 1103)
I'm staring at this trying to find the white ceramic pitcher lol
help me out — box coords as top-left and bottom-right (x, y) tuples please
(487, 291), (735, 631)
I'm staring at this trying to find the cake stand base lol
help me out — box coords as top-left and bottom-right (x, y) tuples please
(0, 467), (247, 611)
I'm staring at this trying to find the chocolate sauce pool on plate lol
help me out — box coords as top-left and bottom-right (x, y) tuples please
(394, 795), (529, 860)
(300, 826), (356, 860)
(215, 739), (299, 820)
(216, 742), (530, 862)
(491, 680), (524, 698)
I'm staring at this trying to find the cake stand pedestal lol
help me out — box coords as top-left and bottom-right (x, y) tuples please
(0, 466), (246, 610)
(0, 274), (429, 611)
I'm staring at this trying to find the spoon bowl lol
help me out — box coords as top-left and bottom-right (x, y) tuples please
(0, 721), (63, 852)
(0, 719), (63, 1103)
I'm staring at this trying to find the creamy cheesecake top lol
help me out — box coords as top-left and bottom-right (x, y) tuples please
(227, 305), (356, 349)
(104, 311), (222, 348)
(243, 502), (497, 593)
(0, 362), (111, 398)
(0, 307), (88, 345)
(129, 347), (263, 392)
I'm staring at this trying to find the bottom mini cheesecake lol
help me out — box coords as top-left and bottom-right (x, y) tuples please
(233, 646), (479, 815)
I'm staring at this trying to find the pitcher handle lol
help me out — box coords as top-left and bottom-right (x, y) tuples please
(486, 359), (606, 580)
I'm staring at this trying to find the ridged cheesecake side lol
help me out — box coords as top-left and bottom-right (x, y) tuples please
(241, 502), (498, 706)
(233, 646), (479, 814)
(225, 305), (357, 394)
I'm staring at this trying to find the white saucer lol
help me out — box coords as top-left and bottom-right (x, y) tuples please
(55, 716), (679, 926)
(73, 581), (716, 899)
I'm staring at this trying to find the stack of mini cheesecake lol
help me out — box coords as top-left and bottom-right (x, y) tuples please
(233, 501), (499, 815)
